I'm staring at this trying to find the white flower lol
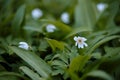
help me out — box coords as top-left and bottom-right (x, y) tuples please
(74, 36), (88, 48)
(31, 8), (43, 19)
(61, 12), (70, 24)
(97, 3), (107, 12)
(46, 24), (56, 32)
(18, 42), (29, 50)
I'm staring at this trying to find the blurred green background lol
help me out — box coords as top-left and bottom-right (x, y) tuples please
(0, 0), (120, 80)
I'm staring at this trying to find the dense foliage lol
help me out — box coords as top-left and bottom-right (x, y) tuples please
(0, 0), (120, 80)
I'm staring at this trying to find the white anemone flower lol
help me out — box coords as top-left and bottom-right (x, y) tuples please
(31, 8), (43, 19)
(18, 42), (29, 50)
(46, 24), (56, 32)
(97, 3), (107, 12)
(74, 36), (88, 48)
(61, 12), (70, 24)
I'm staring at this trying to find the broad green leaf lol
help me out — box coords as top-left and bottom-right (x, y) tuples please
(9, 46), (52, 78)
(86, 35), (106, 53)
(105, 1), (119, 29)
(68, 70), (80, 80)
(69, 54), (91, 72)
(39, 39), (49, 51)
(100, 53), (120, 73)
(23, 20), (43, 33)
(95, 1), (119, 30)
(0, 72), (29, 80)
(86, 70), (113, 80)
(74, 0), (98, 28)
(87, 30), (107, 39)
(83, 58), (105, 74)
(12, 4), (26, 36)
(42, 0), (74, 14)
(84, 47), (120, 74)
(45, 38), (64, 52)
(40, 19), (72, 33)
(107, 27), (120, 36)
(104, 47), (120, 57)
(86, 35), (120, 54)
(65, 27), (92, 39)
(24, 25), (42, 33)
(92, 52), (102, 59)
(20, 66), (45, 80)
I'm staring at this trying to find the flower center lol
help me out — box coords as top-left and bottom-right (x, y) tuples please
(78, 39), (82, 43)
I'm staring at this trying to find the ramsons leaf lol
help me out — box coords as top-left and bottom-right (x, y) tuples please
(9, 46), (52, 78)
(20, 66), (44, 80)
(45, 38), (64, 52)
(12, 4), (26, 36)
(69, 54), (91, 72)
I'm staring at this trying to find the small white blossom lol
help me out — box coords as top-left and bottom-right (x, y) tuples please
(74, 36), (88, 48)
(97, 3), (107, 12)
(46, 24), (56, 32)
(31, 8), (43, 19)
(18, 42), (29, 50)
(61, 12), (70, 24)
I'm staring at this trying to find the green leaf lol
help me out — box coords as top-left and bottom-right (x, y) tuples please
(20, 66), (45, 80)
(23, 20), (43, 33)
(92, 52), (102, 59)
(40, 19), (72, 33)
(86, 35), (120, 54)
(65, 27), (92, 39)
(68, 70), (80, 80)
(50, 60), (67, 68)
(107, 27), (120, 36)
(45, 38), (64, 52)
(69, 54), (91, 72)
(52, 69), (64, 76)
(0, 56), (6, 63)
(69, 47), (79, 62)
(104, 47), (120, 57)
(9, 46), (52, 78)
(86, 35), (106, 53)
(83, 58), (105, 74)
(51, 52), (69, 65)
(95, 1), (119, 30)
(74, 0), (98, 28)
(0, 72), (29, 80)
(86, 70), (113, 80)
(12, 4), (26, 36)
(100, 53), (120, 73)
(24, 25), (42, 33)
(87, 30), (107, 39)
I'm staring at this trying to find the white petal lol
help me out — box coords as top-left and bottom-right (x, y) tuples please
(80, 44), (84, 48)
(74, 36), (78, 41)
(61, 12), (70, 24)
(82, 37), (87, 41)
(19, 42), (29, 50)
(78, 36), (82, 39)
(46, 24), (56, 32)
(31, 8), (43, 19)
(75, 42), (78, 46)
(19, 42), (28, 46)
(83, 42), (88, 47)
(97, 3), (107, 12)
(78, 44), (84, 48)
